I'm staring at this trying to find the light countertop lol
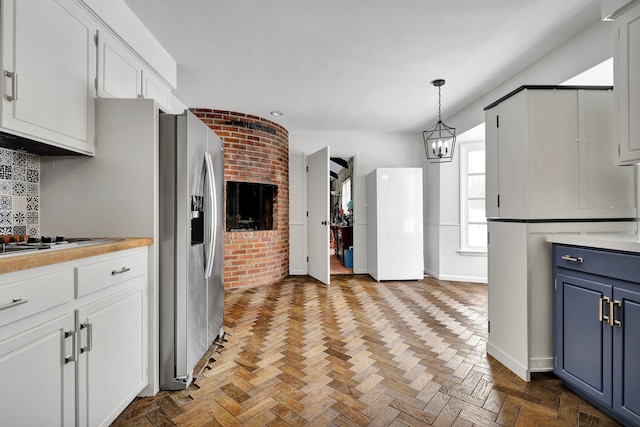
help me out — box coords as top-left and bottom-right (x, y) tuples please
(546, 233), (640, 253)
(0, 238), (152, 275)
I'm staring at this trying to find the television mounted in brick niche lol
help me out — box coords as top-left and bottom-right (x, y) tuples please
(226, 181), (277, 231)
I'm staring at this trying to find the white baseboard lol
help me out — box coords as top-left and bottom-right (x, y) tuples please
(486, 342), (530, 382)
(424, 268), (487, 284)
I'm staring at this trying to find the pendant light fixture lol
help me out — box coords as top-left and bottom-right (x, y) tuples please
(423, 79), (456, 163)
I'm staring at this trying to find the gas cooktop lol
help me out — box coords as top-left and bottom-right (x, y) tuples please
(0, 237), (119, 256)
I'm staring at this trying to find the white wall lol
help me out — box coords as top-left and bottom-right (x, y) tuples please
(289, 132), (423, 276)
(424, 130), (489, 283)
(448, 20), (614, 136)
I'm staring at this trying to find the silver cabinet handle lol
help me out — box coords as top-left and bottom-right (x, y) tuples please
(612, 300), (622, 327)
(64, 330), (77, 364)
(599, 296), (610, 323)
(4, 70), (17, 102)
(80, 322), (92, 353)
(561, 255), (583, 263)
(111, 266), (131, 275)
(0, 297), (28, 312)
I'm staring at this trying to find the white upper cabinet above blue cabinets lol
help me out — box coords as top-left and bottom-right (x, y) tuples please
(613, 2), (640, 165)
(1, 0), (96, 155)
(485, 87), (636, 220)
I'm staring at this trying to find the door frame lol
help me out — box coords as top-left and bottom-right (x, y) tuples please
(329, 152), (358, 274)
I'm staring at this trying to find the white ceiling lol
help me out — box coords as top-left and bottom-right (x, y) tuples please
(123, 0), (602, 134)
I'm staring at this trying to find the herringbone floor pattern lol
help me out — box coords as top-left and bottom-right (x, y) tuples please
(113, 275), (620, 426)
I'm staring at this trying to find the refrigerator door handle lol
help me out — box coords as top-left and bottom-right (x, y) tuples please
(204, 152), (216, 279)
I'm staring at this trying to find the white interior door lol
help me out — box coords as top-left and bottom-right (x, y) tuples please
(308, 146), (330, 285)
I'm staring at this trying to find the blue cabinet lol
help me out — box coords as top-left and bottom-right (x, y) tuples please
(553, 244), (640, 426)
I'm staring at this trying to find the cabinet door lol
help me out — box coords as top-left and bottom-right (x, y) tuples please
(527, 90), (579, 218)
(612, 286), (640, 425)
(142, 68), (172, 112)
(0, 0), (95, 155)
(97, 29), (142, 100)
(0, 314), (75, 426)
(615, 2), (640, 165)
(485, 106), (499, 218)
(582, 90), (637, 216)
(76, 281), (147, 427)
(493, 90), (528, 219)
(553, 273), (612, 406)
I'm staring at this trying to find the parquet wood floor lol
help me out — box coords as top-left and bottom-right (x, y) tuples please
(113, 275), (621, 426)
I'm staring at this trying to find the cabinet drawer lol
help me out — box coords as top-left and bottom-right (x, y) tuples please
(554, 244), (640, 283)
(0, 269), (73, 328)
(76, 251), (147, 298)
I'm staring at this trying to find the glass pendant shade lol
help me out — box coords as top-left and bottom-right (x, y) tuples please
(423, 79), (456, 163)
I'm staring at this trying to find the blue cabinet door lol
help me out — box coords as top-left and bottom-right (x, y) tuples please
(554, 273), (613, 406)
(613, 286), (640, 426)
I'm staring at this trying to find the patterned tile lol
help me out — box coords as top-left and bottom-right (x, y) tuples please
(27, 211), (38, 224)
(0, 165), (11, 180)
(0, 148), (39, 237)
(0, 211), (11, 226)
(12, 196), (26, 211)
(12, 225), (25, 235)
(26, 197), (38, 211)
(0, 196), (11, 210)
(13, 152), (26, 167)
(0, 149), (11, 166)
(26, 154), (38, 169)
(0, 181), (11, 195)
(27, 183), (38, 197)
(27, 169), (38, 183)
(12, 167), (26, 182)
(13, 211), (25, 225)
(12, 181), (26, 196)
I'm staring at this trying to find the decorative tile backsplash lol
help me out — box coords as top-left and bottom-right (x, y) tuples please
(0, 148), (39, 237)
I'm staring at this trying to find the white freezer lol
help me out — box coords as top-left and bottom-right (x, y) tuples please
(367, 168), (424, 281)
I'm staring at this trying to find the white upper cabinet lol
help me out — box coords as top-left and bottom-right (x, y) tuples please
(0, 0), (96, 155)
(96, 26), (174, 112)
(142, 69), (172, 113)
(0, 0), (178, 156)
(613, 2), (640, 165)
(97, 29), (142, 100)
(485, 87), (636, 220)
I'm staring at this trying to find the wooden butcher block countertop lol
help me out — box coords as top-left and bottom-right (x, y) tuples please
(0, 238), (152, 275)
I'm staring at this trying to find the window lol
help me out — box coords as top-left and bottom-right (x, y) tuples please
(460, 142), (487, 253)
(341, 178), (351, 213)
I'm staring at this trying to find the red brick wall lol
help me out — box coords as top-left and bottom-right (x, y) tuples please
(191, 109), (289, 289)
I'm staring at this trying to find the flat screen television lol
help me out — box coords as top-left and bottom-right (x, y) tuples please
(226, 181), (277, 231)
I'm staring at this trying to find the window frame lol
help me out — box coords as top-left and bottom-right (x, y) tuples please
(459, 141), (487, 254)
(341, 177), (351, 213)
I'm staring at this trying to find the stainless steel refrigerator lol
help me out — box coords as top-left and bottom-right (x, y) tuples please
(158, 111), (225, 390)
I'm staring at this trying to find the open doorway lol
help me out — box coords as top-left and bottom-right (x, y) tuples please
(329, 156), (354, 275)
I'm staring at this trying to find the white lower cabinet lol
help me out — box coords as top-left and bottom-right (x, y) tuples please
(0, 246), (148, 426)
(0, 313), (76, 426)
(76, 281), (147, 427)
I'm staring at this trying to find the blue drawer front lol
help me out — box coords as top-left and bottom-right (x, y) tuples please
(553, 244), (640, 283)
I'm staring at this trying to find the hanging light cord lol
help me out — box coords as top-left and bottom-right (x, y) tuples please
(437, 85), (442, 122)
